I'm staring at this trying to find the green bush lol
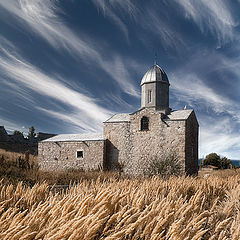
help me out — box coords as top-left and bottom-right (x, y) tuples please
(201, 153), (233, 169)
(145, 152), (183, 177)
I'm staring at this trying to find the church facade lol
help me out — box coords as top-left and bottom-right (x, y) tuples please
(38, 64), (199, 175)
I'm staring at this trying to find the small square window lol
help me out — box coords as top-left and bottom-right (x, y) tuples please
(77, 151), (83, 158)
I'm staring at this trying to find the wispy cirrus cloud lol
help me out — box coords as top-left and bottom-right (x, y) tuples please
(36, 107), (99, 133)
(90, 0), (137, 40)
(91, 0), (186, 50)
(141, 8), (186, 50)
(0, 41), (113, 132)
(171, 71), (240, 159)
(0, 0), (139, 97)
(199, 116), (240, 159)
(169, 47), (240, 159)
(171, 68), (240, 127)
(174, 0), (238, 45)
(0, 117), (26, 134)
(169, 45), (240, 113)
(171, 72), (233, 112)
(91, 0), (240, 50)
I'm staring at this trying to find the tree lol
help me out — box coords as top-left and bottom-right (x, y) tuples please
(201, 153), (221, 168)
(28, 126), (36, 139)
(201, 153), (233, 169)
(13, 130), (23, 136)
(220, 157), (232, 169)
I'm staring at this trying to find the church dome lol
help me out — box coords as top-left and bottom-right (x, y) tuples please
(141, 64), (169, 85)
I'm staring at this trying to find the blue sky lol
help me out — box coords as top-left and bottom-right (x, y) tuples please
(0, 0), (240, 159)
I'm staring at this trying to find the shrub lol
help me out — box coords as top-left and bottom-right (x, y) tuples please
(145, 151), (183, 177)
(220, 157), (233, 169)
(13, 130), (23, 136)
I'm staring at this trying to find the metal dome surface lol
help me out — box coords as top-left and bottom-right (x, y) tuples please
(141, 64), (169, 85)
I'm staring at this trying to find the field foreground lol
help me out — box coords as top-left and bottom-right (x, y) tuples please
(0, 172), (240, 240)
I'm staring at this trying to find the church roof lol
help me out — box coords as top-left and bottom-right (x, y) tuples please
(141, 64), (169, 85)
(105, 110), (193, 123)
(104, 113), (130, 123)
(165, 109), (193, 120)
(42, 133), (105, 142)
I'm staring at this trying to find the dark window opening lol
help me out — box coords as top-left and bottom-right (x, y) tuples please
(77, 151), (83, 158)
(141, 116), (149, 131)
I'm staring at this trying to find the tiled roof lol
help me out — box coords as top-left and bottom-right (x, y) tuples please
(42, 133), (105, 142)
(105, 110), (193, 123)
(104, 113), (130, 123)
(165, 109), (193, 120)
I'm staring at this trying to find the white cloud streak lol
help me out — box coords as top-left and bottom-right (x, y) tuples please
(91, 0), (133, 40)
(36, 107), (99, 133)
(171, 72), (233, 113)
(91, 0), (186, 50)
(90, 0), (239, 49)
(0, 44), (113, 132)
(171, 72), (240, 159)
(142, 8), (185, 50)
(200, 117), (240, 159)
(168, 44), (240, 159)
(0, 0), (139, 97)
(175, 0), (237, 44)
(170, 47), (240, 116)
(0, 117), (26, 134)
(91, 0), (140, 38)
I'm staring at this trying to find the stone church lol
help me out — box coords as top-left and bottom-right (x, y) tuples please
(38, 64), (199, 175)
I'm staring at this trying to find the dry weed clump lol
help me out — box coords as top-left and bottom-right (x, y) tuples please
(0, 149), (38, 185)
(0, 171), (240, 239)
(0, 149), (37, 166)
(0, 149), (124, 185)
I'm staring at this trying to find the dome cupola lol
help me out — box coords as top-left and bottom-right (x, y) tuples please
(141, 64), (170, 113)
(141, 64), (169, 85)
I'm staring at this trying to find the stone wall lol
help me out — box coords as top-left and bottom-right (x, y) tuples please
(141, 81), (169, 111)
(38, 140), (106, 171)
(104, 108), (188, 175)
(38, 109), (198, 175)
(128, 108), (186, 175)
(104, 121), (131, 170)
(185, 111), (199, 175)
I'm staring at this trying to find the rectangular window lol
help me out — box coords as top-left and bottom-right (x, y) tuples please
(77, 150), (83, 158)
(148, 90), (152, 103)
(141, 116), (149, 131)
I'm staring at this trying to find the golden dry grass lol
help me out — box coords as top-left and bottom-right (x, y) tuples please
(0, 148), (123, 186)
(0, 149), (39, 186)
(0, 171), (240, 239)
(0, 149), (37, 165)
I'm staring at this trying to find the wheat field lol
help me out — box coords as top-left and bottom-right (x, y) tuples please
(0, 171), (240, 240)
